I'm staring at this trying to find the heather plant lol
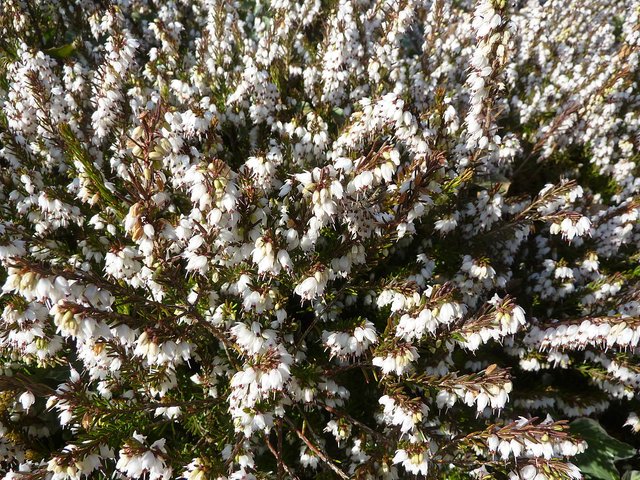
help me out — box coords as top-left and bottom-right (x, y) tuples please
(0, 0), (639, 479)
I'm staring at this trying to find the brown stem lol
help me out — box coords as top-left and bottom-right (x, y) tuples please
(283, 416), (349, 480)
(319, 403), (388, 444)
(277, 419), (285, 480)
(263, 433), (300, 480)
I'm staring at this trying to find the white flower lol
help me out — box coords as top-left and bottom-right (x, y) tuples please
(300, 446), (319, 469)
(379, 395), (428, 434)
(392, 446), (429, 476)
(372, 344), (419, 376)
(19, 391), (35, 411)
(294, 270), (328, 300)
(252, 237), (276, 274)
(116, 434), (172, 480)
(323, 320), (377, 358)
(625, 412), (640, 432)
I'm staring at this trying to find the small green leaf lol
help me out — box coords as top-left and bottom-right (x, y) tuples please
(622, 472), (640, 480)
(570, 418), (636, 480)
(45, 43), (75, 59)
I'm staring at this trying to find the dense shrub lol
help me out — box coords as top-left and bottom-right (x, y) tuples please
(0, 0), (639, 478)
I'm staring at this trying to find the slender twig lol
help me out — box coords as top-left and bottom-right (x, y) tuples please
(283, 416), (349, 480)
(277, 419), (285, 480)
(24, 0), (45, 48)
(225, 434), (245, 474)
(263, 433), (300, 480)
(319, 403), (388, 443)
(323, 362), (374, 377)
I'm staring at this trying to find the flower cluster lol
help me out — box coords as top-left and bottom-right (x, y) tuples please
(0, 0), (639, 478)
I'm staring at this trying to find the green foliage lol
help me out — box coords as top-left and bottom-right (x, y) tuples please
(570, 418), (635, 480)
(44, 42), (76, 60)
